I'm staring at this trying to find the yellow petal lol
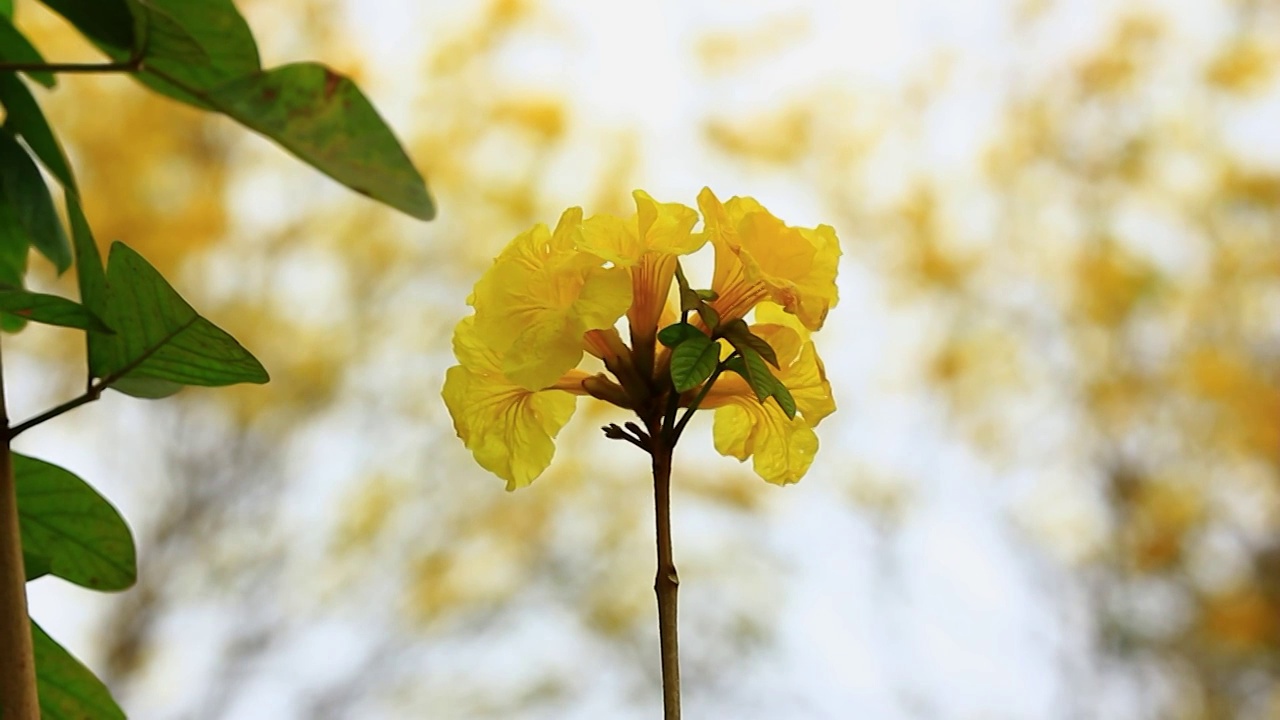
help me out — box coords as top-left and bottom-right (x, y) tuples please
(442, 365), (577, 490)
(698, 187), (842, 331)
(633, 189), (704, 256)
(713, 400), (819, 485)
(471, 210), (632, 390)
(782, 342), (836, 426)
(445, 318), (578, 489)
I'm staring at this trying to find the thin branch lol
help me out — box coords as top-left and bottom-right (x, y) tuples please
(6, 316), (199, 440)
(6, 383), (104, 439)
(650, 437), (681, 719)
(0, 59), (141, 74)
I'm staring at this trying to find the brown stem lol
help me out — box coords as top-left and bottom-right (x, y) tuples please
(0, 342), (38, 719)
(0, 59), (139, 74)
(650, 434), (681, 719)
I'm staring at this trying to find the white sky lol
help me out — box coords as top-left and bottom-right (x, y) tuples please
(17, 0), (1266, 717)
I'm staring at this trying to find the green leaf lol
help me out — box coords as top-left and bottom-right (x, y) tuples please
(66, 192), (107, 317)
(695, 288), (719, 301)
(123, 0), (260, 109)
(657, 322), (705, 349)
(36, 0), (135, 50)
(720, 318), (780, 368)
(205, 63), (435, 220)
(15, 453), (136, 591)
(94, 241), (269, 393)
(0, 73), (77, 189)
(24, 550), (51, 581)
(673, 262), (701, 314)
(32, 621), (127, 720)
(734, 347), (773, 401)
(669, 333), (719, 393)
(696, 303), (720, 331)
(770, 380), (797, 419)
(0, 15), (56, 87)
(0, 0), (12, 19)
(729, 347), (797, 419)
(0, 128), (71, 272)
(0, 286), (112, 331)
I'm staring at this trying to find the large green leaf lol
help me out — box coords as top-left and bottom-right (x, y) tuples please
(32, 621), (126, 720)
(0, 15), (56, 87)
(669, 333), (720, 393)
(206, 63), (436, 220)
(0, 73), (77, 189)
(15, 453), (136, 591)
(0, 286), (111, 331)
(36, 0), (134, 50)
(93, 241), (268, 392)
(24, 550), (51, 581)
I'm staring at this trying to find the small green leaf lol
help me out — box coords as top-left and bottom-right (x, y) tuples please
(696, 303), (720, 331)
(0, 128), (71, 273)
(95, 241), (269, 392)
(673, 262), (701, 314)
(695, 288), (719, 301)
(669, 333), (719, 393)
(0, 0), (12, 19)
(720, 318), (780, 368)
(735, 347), (774, 401)
(657, 322), (705, 349)
(206, 63), (435, 220)
(15, 453), (136, 591)
(0, 73), (77, 189)
(771, 380), (797, 420)
(0, 15), (56, 87)
(0, 286), (112, 331)
(37, 0), (135, 50)
(33, 621), (126, 720)
(729, 347), (797, 419)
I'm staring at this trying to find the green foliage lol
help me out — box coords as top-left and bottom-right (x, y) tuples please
(32, 621), (126, 720)
(0, 128), (70, 273)
(0, 73), (75, 188)
(657, 321), (704, 349)
(15, 454), (135, 591)
(208, 63), (437, 219)
(726, 348), (796, 419)
(0, 1), (435, 716)
(0, 287), (111, 332)
(673, 262), (719, 330)
(720, 319), (779, 369)
(669, 332), (719, 393)
(0, 15), (54, 87)
(93, 242), (270, 391)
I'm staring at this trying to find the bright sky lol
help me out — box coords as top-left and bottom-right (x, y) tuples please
(19, 0), (1267, 718)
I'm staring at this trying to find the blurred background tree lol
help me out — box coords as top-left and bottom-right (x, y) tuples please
(9, 0), (1280, 718)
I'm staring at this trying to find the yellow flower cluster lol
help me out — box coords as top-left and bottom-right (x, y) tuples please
(442, 188), (840, 489)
